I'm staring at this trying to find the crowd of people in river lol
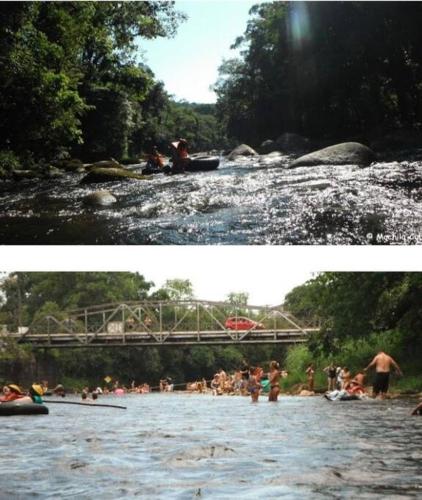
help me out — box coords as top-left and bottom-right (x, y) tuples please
(189, 361), (288, 403)
(1, 351), (421, 413)
(316, 351), (404, 401)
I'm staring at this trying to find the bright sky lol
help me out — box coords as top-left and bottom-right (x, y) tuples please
(139, 0), (262, 103)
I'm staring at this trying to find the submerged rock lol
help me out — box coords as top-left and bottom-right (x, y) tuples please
(227, 144), (258, 160)
(80, 167), (147, 183)
(83, 190), (117, 206)
(289, 142), (375, 168)
(298, 390), (315, 396)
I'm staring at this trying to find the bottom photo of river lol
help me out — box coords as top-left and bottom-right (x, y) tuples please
(0, 269), (421, 498)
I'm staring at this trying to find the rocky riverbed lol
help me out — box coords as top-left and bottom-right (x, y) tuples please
(1, 148), (422, 244)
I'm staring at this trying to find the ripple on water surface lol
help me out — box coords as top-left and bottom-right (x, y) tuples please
(0, 394), (421, 498)
(2, 156), (422, 243)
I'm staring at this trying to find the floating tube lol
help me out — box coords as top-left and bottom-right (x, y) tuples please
(324, 392), (361, 402)
(185, 156), (220, 172)
(142, 156), (220, 175)
(0, 402), (49, 416)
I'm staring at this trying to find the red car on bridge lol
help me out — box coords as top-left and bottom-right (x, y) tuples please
(224, 316), (264, 330)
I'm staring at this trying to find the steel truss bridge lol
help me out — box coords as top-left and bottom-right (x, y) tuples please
(5, 300), (319, 348)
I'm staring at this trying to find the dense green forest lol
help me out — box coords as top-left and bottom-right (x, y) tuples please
(2, 2), (422, 177)
(1, 272), (421, 391)
(0, 1), (226, 177)
(215, 1), (422, 146)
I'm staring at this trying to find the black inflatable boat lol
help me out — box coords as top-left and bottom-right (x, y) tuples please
(142, 156), (220, 175)
(0, 402), (49, 416)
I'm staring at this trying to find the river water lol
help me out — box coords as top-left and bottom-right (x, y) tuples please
(0, 393), (421, 498)
(2, 152), (422, 244)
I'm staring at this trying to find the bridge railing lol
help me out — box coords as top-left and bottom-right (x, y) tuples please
(11, 300), (320, 347)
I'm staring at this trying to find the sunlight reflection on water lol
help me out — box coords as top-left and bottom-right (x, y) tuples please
(2, 155), (422, 244)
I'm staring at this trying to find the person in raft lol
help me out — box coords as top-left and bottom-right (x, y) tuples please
(170, 138), (189, 173)
(147, 145), (164, 170)
(0, 384), (25, 402)
(268, 361), (282, 402)
(364, 351), (403, 399)
(29, 384), (44, 403)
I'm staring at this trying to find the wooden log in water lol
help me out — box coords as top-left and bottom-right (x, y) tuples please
(43, 399), (126, 409)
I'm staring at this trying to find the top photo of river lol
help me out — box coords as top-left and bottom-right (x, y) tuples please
(1, 1), (422, 245)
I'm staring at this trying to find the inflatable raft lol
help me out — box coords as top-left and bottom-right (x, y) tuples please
(324, 390), (361, 401)
(142, 156), (220, 175)
(0, 402), (49, 416)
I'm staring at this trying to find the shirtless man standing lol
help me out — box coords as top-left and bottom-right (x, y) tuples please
(364, 351), (403, 398)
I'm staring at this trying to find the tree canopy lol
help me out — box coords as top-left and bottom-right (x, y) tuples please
(0, 1), (225, 175)
(215, 1), (422, 146)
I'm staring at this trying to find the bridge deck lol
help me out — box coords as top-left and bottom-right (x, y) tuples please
(4, 300), (319, 348)
(6, 328), (318, 347)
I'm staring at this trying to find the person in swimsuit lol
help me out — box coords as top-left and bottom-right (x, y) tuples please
(248, 367), (261, 403)
(268, 361), (281, 402)
(323, 363), (337, 391)
(305, 363), (315, 391)
(364, 351), (402, 398)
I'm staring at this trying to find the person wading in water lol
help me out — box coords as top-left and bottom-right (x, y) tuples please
(268, 361), (282, 402)
(364, 351), (403, 399)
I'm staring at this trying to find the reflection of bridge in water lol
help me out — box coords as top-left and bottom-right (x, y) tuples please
(9, 300), (320, 348)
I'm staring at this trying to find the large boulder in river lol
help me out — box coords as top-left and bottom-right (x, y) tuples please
(276, 132), (311, 153)
(289, 142), (375, 168)
(80, 167), (147, 184)
(259, 139), (278, 154)
(227, 144), (258, 160)
(83, 190), (117, 206)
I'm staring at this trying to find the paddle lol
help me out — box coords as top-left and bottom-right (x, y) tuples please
(43, 400), (126, 409)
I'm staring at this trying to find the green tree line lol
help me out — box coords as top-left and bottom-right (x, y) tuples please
(0, 1), (226, 177)
(215, 1), (422, 147)
(283, 272), (422, 391)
